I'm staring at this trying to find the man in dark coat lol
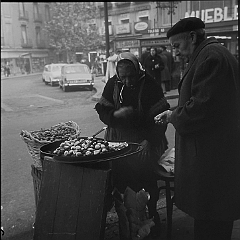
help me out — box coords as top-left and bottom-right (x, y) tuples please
(159, 46), (175, 91)
(140, 47), (150, 66)
(155, 17), (240, 240)
(95, 52), (170, 239)
(143, 47), (164, 87)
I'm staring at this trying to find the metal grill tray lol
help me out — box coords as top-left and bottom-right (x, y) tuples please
(40, 138), (142, 164)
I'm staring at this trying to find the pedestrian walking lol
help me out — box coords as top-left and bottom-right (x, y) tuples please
(95, 52), (170, 239)
(154, 17), (240, 240)
(143, 47), (164, 87)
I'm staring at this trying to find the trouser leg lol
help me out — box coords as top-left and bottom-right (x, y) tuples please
(194, 219), (233, 240)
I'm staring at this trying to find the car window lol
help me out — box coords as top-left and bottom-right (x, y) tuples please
(65, 65), (89, 74)
(44, 66), (49, 71)
(51, 65), (62, 72)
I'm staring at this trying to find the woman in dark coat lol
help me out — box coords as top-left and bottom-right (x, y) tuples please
(143, 47), (164, 87)
(95, 52), (170, 238)
(155, 17), (240, 240)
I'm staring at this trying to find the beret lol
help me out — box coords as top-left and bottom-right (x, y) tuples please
(167, 17), (205, 38)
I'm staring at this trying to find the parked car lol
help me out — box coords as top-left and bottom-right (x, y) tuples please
(59, 63), (94, 91)
(42, 63), (66, 86)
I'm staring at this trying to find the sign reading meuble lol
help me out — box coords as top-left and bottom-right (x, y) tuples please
(185, 5), (238, 23)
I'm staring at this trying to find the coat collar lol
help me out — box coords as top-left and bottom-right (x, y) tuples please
(178, 37), (219, 92)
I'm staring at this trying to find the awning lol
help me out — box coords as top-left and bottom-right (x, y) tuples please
(32, 53), (49, 58)
(1, 52), (23, 59)
(1, 51), (49, 59)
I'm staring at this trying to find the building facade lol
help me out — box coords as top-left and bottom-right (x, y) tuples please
(96, 1), (238, 59)
(96, 1), (238, 88)
(1, 2), (52, 76)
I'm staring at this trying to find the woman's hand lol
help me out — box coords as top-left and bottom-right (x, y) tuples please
(154, 110), (172, 124)
(114, 106), (134, 118)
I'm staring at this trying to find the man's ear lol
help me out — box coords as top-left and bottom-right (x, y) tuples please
(190, 31), (197, 43)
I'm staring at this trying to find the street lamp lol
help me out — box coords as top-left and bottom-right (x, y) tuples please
(156, 1), (181, 28)
(156, 1), (181, 89)
(104, 2), (110, 59)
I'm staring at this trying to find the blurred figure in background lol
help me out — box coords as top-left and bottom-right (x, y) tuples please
(140, 47), (150, 66)
(160, 46), (175, 91)
(80, 55), (91, 69)
(157, 47), (171, 93)
(104, 49), (121, 83)
(143, 47), (164, 87)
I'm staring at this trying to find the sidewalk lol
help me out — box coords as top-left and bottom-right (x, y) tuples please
(1, 72), (42, 80)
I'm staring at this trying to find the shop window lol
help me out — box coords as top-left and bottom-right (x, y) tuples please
(121, 19), (129, 24)
(21, 25), (27, 44)
(139, 16), (149, 22)
(36, 26), (41, 45)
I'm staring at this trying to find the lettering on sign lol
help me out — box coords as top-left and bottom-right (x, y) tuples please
(185, 5), (238, 23)
(115, 40), (140, 48)
(135, 22), (148, 31)
(100, 5), (151, 17)
(141, 39), (169, 46)
(116, 23), (131, 34)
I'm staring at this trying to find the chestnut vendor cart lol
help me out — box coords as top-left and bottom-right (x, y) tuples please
(33, 142), (142, 240)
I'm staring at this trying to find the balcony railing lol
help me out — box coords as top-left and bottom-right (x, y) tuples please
(19, 11), (29, 21)
(34, 14), (43, 23)
(21, 38), (33, 48)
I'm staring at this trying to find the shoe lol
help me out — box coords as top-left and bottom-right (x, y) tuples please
(150, 214), (161, 238)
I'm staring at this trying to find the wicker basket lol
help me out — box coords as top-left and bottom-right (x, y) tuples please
(20, 121), (80, 169)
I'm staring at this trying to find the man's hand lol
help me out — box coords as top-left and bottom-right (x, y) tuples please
(154, 110), (172, 124)
(114, 106), (134, 118)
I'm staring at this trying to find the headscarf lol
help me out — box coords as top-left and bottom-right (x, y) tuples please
(116, 52), (145, 81)
(113, 52), (145, 111)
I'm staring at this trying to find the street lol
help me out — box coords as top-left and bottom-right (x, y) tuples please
(1, 74), (176, 239)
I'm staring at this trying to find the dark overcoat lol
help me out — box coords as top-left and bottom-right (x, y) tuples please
(143, 54), (164, 86)
(171, 37), (240, 220)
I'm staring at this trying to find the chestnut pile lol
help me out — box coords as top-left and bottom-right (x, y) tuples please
(31, 126), (77, 142)
(53, 137), (128, 157)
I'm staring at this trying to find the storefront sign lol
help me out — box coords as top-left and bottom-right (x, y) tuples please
(185, 5), (238, 23)
(100, 5), (150, 17)
(134, 21), (149, 34)
(141, 39), (169, 47)
(115, 40), (140, 49)
(115, 23), (131, 35)
(148, 28), (165, 34)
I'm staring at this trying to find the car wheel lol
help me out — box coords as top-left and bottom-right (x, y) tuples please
(45, 80), (48, 85)
(89, 85), (93, 91)
(42, 77), (45, 82)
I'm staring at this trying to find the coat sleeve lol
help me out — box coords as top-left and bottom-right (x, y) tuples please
(171, 53), (232, 135)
